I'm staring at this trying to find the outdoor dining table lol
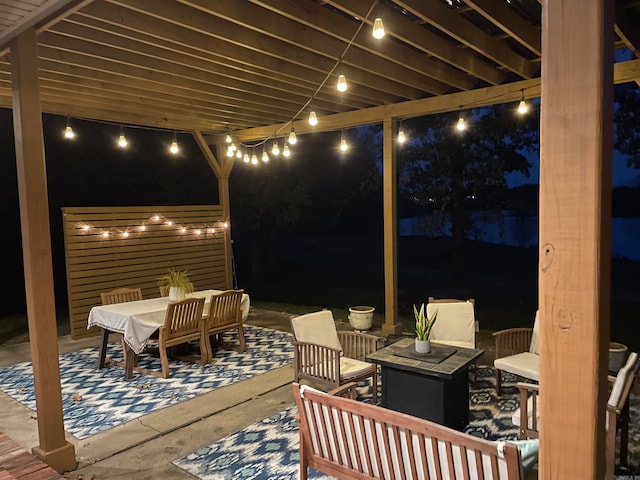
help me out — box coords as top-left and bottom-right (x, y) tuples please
(87, 289), (250, 380)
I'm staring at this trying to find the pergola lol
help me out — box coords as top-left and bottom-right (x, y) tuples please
(2, 0), (640, 477)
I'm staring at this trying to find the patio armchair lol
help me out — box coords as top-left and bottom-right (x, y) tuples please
(513, 351), (638, 478)
(493, 311), (540, 395)
(291, 310), (379, 402)
(427, 297), (479, 380)
(203, 289), (246, 363)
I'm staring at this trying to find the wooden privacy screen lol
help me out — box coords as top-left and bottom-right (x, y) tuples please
(62, 205), (231, 340)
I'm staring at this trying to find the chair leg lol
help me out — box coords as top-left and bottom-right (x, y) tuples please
(495, 368), (502, 396)
(237, 324), (246, 353)
(372, 372), (378, 403)
(159, 346), (170, 378)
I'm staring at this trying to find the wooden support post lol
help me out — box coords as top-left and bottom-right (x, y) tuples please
(382, 117), (402, 337)
(539, 1), (613, 477)
(9, 29), (76, 472)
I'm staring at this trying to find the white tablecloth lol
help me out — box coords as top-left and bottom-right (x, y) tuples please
(87, 290), (250, 354)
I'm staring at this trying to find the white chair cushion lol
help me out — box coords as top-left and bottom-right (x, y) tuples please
(427, 301), (476, 349)
(340, 357), (374, 379)
(529, 311), (540, 354)
(291, 310), (342, 352)
(511, 395), (540, 429)
(494, 352), (539, 381)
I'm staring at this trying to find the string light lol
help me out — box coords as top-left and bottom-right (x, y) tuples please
(308, 110), (318, 126)
(243, 152), (250, 163)
(372, 17), (385, 39)
(169, 132), (179, 154)
(456, 108), (467, 132)
(283, 143), (291, 157)
(288, 127), (297, 145)
(117, 125), (128, 148)
(340, 130), (349, 152)
(64, 116), (75, 139)
(517, 89), (529, 114)
(397, 121), (406, 144)
(271, 138), (280, 156)
(262, 146), (269, 162)
(251, 148), (258, 164)
(337, 74), (348, 92)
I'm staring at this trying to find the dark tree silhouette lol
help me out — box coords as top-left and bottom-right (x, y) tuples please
(398, 104), (539, 280)
(615, 83), (640, 170)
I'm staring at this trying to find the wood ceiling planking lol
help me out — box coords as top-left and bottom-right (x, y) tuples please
(0, 0), (637, 138)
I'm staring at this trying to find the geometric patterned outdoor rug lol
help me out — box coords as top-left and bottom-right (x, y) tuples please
(0, 325), (293, 440)
(173, 366), (640, 479)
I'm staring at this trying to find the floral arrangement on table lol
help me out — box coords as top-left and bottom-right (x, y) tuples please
(414, 303), (438, 341)
(158, 268), (194, 298)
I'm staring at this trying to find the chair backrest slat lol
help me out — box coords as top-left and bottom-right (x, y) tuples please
(164, 297), (205, 340)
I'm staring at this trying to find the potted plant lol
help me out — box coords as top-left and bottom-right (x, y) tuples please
(414, 303), (437, 354)
(158, 268), (194, 301)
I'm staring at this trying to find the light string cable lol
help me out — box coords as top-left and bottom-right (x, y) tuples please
(252, 0), (380, 148)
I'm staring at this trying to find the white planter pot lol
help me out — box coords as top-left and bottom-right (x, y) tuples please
(169, 287), (185, 301)
(415, 338), (431, 354)
(609, 342), (629, 373)
(348, 306), (375, 331)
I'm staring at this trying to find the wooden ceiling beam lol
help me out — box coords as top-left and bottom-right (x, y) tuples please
(464, 0), (541, 56)
(228, 58), (640, 143)
(168, 0), (449, 95)
(252, 0), (475, 91)
(326, 0), (503, 85)
(615, 2), (640, 58)
(77, 1), (369, 109)
(97, 0), (422, 101)
(41, 29), (358, 114)
(393, 0), (538, 79)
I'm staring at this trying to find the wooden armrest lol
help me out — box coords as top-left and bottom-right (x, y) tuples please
(515, 382), (539, 393)
(338, 331), (379, 360)
(493, 327), (533, 359)
(328, 382), (358, 399)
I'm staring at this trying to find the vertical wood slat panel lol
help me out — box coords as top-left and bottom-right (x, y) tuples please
(62, 205), (231, 339)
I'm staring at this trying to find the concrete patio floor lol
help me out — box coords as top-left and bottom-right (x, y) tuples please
(0, 307), (495, 479)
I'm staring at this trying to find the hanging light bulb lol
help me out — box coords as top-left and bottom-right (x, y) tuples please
(288, 127), (297, 144)
(308, 110), (318, 126)
(340, 130), (349, 152)
(226, 145), (235, 157)
(243, 152), (250, 163)
(236, 149), (243, 159)
(251, 148), (258, 164)
(456, 114), (466, 132)
(397, 122), (406, 144)
(337, 74), (347, 92)
(517, 90), (529, 114)
(372, 17), (385, 39)
(262, 147), (269, 162)
(225, 131), (232, 143)
(64, 117), (75, 139)
(169, 132), (179, 154)
(271, 138), (280, 156)
(283, 144), (291, 157)
(117, 125), (128, 148)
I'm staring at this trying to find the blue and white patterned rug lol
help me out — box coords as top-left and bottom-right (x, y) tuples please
(0, 325), (293, 439)
(174, 366), (640, 479)
(173, 367), (521, 480)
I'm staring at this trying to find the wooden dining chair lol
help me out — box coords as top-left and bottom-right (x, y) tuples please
(100, 287), (143, 305)
(152, 297), (207, 378)
(203, 289), (245, 363)
(98, 287), (144, 369)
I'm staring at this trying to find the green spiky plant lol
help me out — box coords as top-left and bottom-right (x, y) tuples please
(414, 304), (437, 341)
(157, 268), (194, 294)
